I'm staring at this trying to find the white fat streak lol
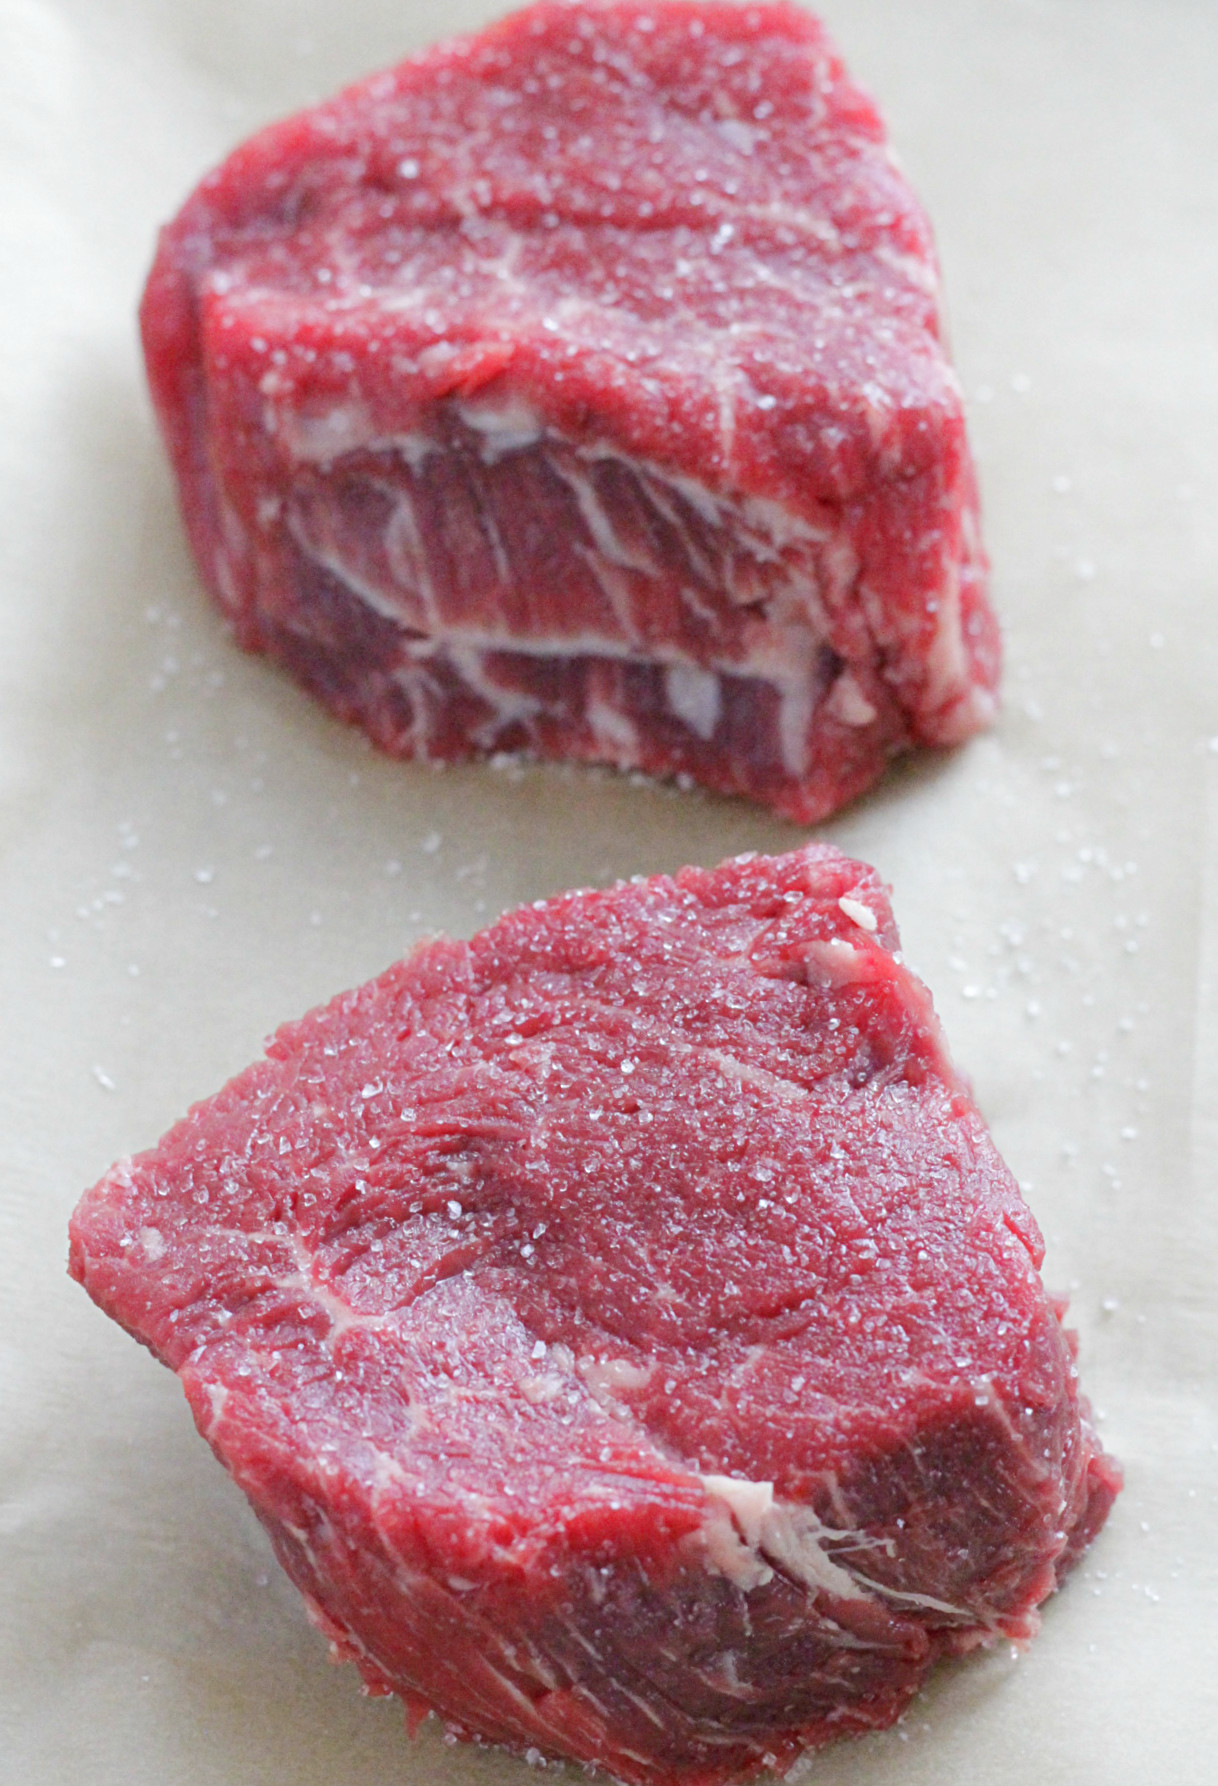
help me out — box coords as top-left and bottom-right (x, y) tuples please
(872, 240), (940, 297)
(291, 414), (842, 642)
(579, 441), (722, 531)
(383, 488), (441, 628)
(698, 1477), (866, 1602)
(737, 491), (829, 554)
(706, 1649), (748, 1697)
(909, 503), (996, 744)
(916, 555), (968, 723)
(678, 579), (726, 633)
(392, 655), (444, 760)
(280, 402), (373, 463)
(274, 1232), (390, 1343)
(711, 362), (738, 470)
(665, 663), (721, 740)
(475, 494), (513, 587)
(282, 403), (437, 468)
(349, 613), (834, 723)
(699, 1500), (773, 1592)
(430, 629), (659, 666)
(552, 457), (659, 577)
(635, 479), (721, 587)
(816, 533), (860, 610)
(777, 679), (814, 779)
(213, 543), (239, 612)
(825, 671), (878, 727)
(586, 696), (639, 756)
(859, 382), (894, 454)
(201, 1382), (228, 1435)
(615, 451), (807, 609)
(581, 447), (831, 562)
(444, 641), (543, 740)
(757, 1504), (867, 1600)
(286, 497), (441, 632)
(800, 937), (868, 986)
(706, 1049), (809, 1104)
(579, 1357), (655, 1406)
(456, 397), (545, 460)
(282, 415), (869, 782)
(309, 1280), (367, 1338)
(572, 542), (646, 644)
(843, 1571), (974, 1620)
(213, 494), (251, 615)
(731, 198), (846, 250)
(701, 1475), (774, 1546)
(646, 463), (722, 528)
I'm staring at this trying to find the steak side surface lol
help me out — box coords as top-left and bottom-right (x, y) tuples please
(140, 0), (999, 823)
(70, 846), (1118, 1784)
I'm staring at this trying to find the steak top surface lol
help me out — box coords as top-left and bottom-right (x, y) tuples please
(69, 846), (1118, 1785)
(148, 0), (956, 516)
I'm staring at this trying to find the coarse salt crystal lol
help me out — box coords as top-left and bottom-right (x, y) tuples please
(838, 896), (877, 932)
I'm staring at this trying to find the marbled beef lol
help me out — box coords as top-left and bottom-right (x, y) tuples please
(140, 0), (998, 822)
(70, 846), (1118, 1783)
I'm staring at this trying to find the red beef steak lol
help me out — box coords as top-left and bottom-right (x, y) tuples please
(70, 845), (1117, 1783)
(140, 0), (999, 823)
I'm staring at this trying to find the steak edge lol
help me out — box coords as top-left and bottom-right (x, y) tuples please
(140, 0), (999, 822)
(69, 845), (1119, 1783)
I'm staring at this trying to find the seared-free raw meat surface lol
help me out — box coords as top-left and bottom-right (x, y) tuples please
(70, 846), (1118, 1783)
(141, 0), (998, 822)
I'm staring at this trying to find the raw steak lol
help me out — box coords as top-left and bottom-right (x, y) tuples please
(140, 0), (999, 823)
(70, 845), (1118, 1784)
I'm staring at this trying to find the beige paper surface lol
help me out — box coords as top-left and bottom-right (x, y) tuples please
(2, 1), (1216, 1780)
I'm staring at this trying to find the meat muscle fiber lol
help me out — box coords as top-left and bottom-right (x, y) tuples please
(140, 0), (999, 823)
(69, 845), (1118, 1784)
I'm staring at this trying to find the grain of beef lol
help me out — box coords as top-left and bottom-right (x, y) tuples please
(70, 845), (1118, 1784)
(140, 0), (999, 822)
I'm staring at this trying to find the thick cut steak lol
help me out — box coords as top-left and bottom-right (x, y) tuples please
(140, 0), (998, 822)
(70, 846), (1118, 1783)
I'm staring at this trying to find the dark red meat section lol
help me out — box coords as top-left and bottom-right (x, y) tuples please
(140, 0), (999, 822)
(70, 845), (1118, 1783)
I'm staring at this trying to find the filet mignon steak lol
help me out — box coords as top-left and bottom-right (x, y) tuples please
(140, 0), (999, 822)
(69, 845), (1118, 1783)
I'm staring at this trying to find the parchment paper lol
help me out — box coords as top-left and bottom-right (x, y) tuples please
(2, 2), (1216, 1781)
